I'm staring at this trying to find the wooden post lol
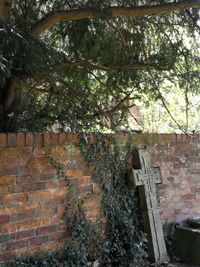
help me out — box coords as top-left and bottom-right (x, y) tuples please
(130, 148), (169, 264)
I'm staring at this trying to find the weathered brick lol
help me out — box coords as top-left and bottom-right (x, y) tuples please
(7, 133), (17, 147)
(195, 187), (200, 192)
(181, 134), (188, 143)
(16, 148), (33, 157)
(170, 134), (177, 143)
(59, 133), (67, 145)
(46, 181), (57, 189)
(2, 193), (28, 205)
(16, 133), (25, 147)
(0, 251), (16, 261)
(11, 229), (35, 240)
(0, 134), (7, 147)
(40, 240), (66, 252)
(176, 134), (182, 143)
(37, 173), (57, 181)
(0, 165), (16, 176)
(11, 209), (36, 222)
(79, 193), (97, 200)
(0, 175), (16, 186)
(51, 133), (59, 145)
(8, 184), (23, 194)
(51, 146), (65, 155)
(166, 176), (175, 183)
(65, 170), (83, 177)
(28, 191), (52, 201)
(0, 201), (40, 216)
(174, 162), (186, 169)
(28, 156), (49, 165)
(55, 206), (67, 217)
(78, 176), (92, 185)
(43, 133), (51, 146)
(44, 198), (65, 207)
(32, 147), (46, 155)
(191, 169), (200, 174)
(58, 223), (68, 231)
(26, 133), (34, 146)
(49, 231), (67, 241)
(15, 246), (39, 258)
(36, 225), (57, 235)
(66, 133), (80, 144)
(28, 236), (48, 246)
(17, 175), (35, 184)
(57, 179), (69, 187)
(34, 133), (43, 147)
(1, 217), (54, 233)
(0, 215), (10, 224)
(52, 187), (69, 198)
(21, 163), (56, 176)
(37, 207), (57, 218)
(0, 234), (9, 243)
(20, 164), (42, 175)
(7, 239), (26, 250)
(83, 200), (100, 209)
(0, 186), (8, 195)
(86, 208), (100, 218)
(23, 182), (46, 192)
(181, 193), (195, 201)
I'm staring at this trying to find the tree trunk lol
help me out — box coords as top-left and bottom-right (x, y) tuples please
(0, 0), (12, 18)
(0, 1), (18, 132)
(0, 76), (18, 132)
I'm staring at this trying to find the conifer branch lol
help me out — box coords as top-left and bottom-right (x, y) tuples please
(31, 1), (200, 36)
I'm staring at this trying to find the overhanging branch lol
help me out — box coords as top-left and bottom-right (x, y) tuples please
(57, 60), (170, 71)
(31, 0), (200, 35)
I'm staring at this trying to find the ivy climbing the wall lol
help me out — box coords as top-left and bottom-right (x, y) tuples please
(1, 136), (148, 267)
(80, 134), (148, 267)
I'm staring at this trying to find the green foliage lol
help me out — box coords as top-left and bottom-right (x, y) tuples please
(80, 135), (148, 266)
(163, 222), (176, 260)
(136, 82), (200, 133)
(0, 1), (199, 132)
(0, 21), (59, 81)
(64, 203), (100, 267)
(1, 252), (69, 267)
(1, 137), (148, 267)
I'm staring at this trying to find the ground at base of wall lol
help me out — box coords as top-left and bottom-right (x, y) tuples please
(170, 265), (199, 267)
(152, 264), (199, 267)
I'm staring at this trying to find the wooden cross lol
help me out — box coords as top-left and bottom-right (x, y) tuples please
(130, 149), (169, 264)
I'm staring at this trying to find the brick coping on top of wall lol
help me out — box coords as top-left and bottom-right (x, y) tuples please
(0, 132), (199, 148)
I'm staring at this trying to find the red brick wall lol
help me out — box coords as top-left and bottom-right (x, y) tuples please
(116, 133), (200, 223)
(0, 132), (200, 261)
(148, 135), (200, 223)
(0, 133), (101, 262)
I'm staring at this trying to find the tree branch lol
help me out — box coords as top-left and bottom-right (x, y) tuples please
(2, 76), (18, 110)
(22, 83), (58, 95)
(31, 0), (200, 35)
(106, 20), (129, 48)
(58, 60), (170, 71)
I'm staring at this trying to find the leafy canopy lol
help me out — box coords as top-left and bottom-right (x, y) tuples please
(0, 0), (199, 132)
